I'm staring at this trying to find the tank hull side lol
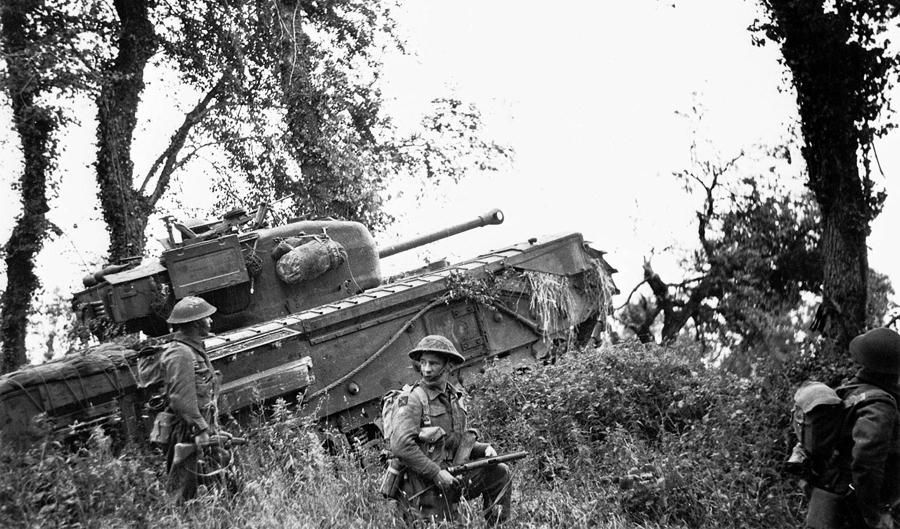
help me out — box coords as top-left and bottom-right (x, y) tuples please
(1, 232), (613, 445)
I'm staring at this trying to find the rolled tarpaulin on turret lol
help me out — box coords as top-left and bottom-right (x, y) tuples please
(276, 238), (347, 284)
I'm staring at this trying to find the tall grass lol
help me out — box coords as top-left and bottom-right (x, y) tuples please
(1, 342), (802, 528)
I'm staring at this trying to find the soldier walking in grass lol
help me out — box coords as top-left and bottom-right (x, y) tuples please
(390, 334), (513, 525)
(160, 296), (220, 503)
(805, 327), (900, 529)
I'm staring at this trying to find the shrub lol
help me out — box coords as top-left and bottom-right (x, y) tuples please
(469, 342), (803, 528)
(1, 343), (804, 528)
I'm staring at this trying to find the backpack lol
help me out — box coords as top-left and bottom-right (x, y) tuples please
(379, 383), (432, 451)
(790, 381), (845, 469)
(789, 381), (897, 474)
(136, 345), (166, 390)
(378, 383), (430, 500)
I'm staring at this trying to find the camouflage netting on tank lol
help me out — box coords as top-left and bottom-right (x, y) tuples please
(583, 257), (617, 332)
(276, 237), (347, 284)
(525, 257), (616, 341)
(524, 271), (579, 339)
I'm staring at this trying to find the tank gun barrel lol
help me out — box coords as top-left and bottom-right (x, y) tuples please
(378, 208), (504, 259)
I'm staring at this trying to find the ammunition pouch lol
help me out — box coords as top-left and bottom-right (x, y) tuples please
(150, 411), (175, 445)
(417, 426), (446, 444)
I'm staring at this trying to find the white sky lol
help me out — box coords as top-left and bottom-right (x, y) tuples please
(377, 0), (900, 294)
(1, 0), (899, 352)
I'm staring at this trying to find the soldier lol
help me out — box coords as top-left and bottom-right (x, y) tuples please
(161, 296), (220, 503)
(391, 335), (513, 525)
(809, 327), (900, 529)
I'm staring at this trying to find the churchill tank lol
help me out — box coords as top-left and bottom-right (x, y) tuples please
(0, 206), (616, 446)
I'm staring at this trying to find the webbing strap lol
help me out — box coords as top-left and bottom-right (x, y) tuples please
(837, 383), (899, 453)
(410, 385), (431, 426)
(35, 371), (56, 411)
(5, 377), (45, 412)
(102, 349), (139, 395)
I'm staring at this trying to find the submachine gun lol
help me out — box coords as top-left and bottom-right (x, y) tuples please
(382, 428), (527, 501)
(446, 451), (528, 475)
(172, 434), (247, 476)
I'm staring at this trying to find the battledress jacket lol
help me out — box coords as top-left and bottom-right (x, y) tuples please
(160, 331), (218, 433)
(834, 377), (900, 525)
(390, 379), (489, 481)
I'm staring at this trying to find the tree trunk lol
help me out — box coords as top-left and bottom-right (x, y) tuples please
(95, 0), (156, 262)
(0, 0), (56, 373)
(814, 159), (868, 364)
(766, 1), (875, 361)
(274, 0), (334, 217)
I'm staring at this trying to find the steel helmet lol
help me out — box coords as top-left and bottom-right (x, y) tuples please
(166, 296), (217, 324)
(850, 327), (900, 375)
(793, 381), (841, 413)
(408, 335), (466, 364)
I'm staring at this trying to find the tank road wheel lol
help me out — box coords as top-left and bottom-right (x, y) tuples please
(347, 424), (383, 452)
(324, 424), (384, 468)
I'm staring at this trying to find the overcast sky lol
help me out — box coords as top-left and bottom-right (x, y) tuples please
(377, 0), (900, 295)
(1, 0), (898, 350)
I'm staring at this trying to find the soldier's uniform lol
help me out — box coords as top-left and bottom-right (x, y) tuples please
(160, 298), (220, 503)
(805, 328), (900, 529)
(830, 377), (900, 528)
(391, 337), (512, 524)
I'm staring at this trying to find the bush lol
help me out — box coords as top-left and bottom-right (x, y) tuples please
(469, 342), (803, 528)
(0, 409), (398, 529)
(1, 343), (804, 528)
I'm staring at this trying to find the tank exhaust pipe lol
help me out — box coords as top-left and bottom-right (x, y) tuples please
(378, 208), (504, 259)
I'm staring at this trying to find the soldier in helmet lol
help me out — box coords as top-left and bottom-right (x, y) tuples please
(391, 334), (513, 525)
(161, 296), (220, 502)
(810, 327), (900, 529)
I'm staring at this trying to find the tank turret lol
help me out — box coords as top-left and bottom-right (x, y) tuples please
(71, 207), (506, 337)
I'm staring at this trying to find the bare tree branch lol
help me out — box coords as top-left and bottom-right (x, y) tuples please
(139, 74), (229, 206)
(615, 279), (648, 311)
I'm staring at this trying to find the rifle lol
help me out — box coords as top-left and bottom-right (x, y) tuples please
(172, 435), (247, 466)
(447, 451), (528, 475)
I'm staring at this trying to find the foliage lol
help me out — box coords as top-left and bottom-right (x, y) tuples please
(0, 0), (63, 373)
(0, 407), (398, 529)
(753, 0), (900, 360)
(471, 343), (801, 528)
(618, 134), (823, 370)
(867, 269), (897, 328)
(1, 341), (809, 529)
(444, 269), (502, 307)
(1, 0), (511, 368)
(27, 289), (89, 362)
(9, 0), (511, 261)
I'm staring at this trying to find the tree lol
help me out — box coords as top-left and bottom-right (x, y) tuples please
(93, 0), (159, 262)
(618, 137), (822, 370)
(86, 0), (510, 261)
(867, 269), (897, 329)
(0, 0), (60, 372)
(754, 1), (898, 363)
(1, 0), (510, 366)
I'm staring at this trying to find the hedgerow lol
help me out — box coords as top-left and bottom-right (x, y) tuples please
(470, 342), (803, 528)
(0, 342), (803, 528)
